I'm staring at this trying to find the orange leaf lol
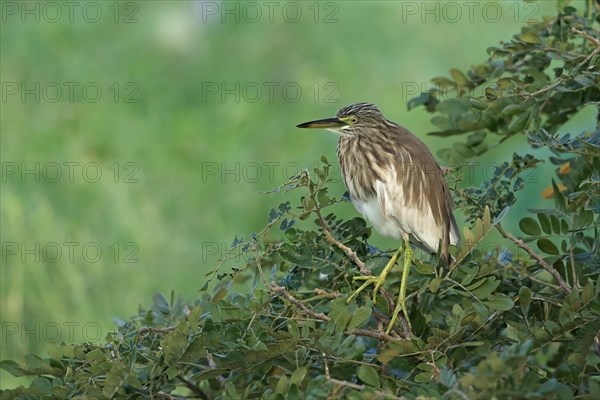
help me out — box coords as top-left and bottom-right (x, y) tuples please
(542, 183), (567, 199)
(558, 162), (571, 175)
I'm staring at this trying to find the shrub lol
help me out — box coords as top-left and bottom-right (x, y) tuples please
(2, 3), (599, 399)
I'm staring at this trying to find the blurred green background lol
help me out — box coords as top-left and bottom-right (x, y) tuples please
(1, 0), (595, 389)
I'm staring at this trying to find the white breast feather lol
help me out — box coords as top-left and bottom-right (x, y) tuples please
(351, 166), (451, 252)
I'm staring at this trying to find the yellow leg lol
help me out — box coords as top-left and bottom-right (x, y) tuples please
(386, 239), (413, 334)
(346, 245), (404, 304)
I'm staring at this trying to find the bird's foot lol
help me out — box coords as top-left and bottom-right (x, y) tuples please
(386, 292), (411, 335)
(346, 274), (387, 304)
(346, 246), (404, 305)
(345, 244), (414, 337)
(386, 241), (414, 335)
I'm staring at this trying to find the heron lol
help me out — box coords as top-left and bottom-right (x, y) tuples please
(297, 102), (460, 333)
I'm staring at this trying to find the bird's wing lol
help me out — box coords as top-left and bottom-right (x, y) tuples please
(449, 211), (460, 246)
(375, 165), (444, 254)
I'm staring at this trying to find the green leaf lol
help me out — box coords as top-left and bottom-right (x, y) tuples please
(460, 265), (479, 286)
(470, 277), (500, 299)
(469, 98), (488, 110)
(165, 365), (179, 380)
(518, 31), (541, 44)
(103, 361), (134, 398)
(501, 104), (527, 117)
(519, 217), (541, 236)
(432, 115), (452, 130)
(347, 306), (372, 330)
(377, 341), (420, 363)
(431, 76), (454, 87)
(453, 206), (494, 268)
(552, 179), (567, 212)
(317, 188), (330, 206)
(485, 293), (514, 311)
(581, 281), (593, 304)
(460, 312), (479, 326)
(85, 349), (106, 364)
(429, 276), (442, 293)
(288, 320), (299, 337)
(557, 0), (572, 11)
(414, 371), (433, 383)
(537, 213), (552, 234)
(518, 286), (532, 315)
(275, 375), (289, 394)
(0, 360), (29, 377)
(290, 367), (308, 386)
(550, 215), (561, 234)
(560, 218), (569, 234)
(453, 142), (475, 158)
(153, 292), (171, 314)
(330, 305), (351, 333)
(485, 86), (498, 101)
(414, 260), (435, 275)
(288, 384), (300, 400)
(537, 238), (559, 255)
(357, 365), (380, 387)
(509, 111), (530, 133)
(450, 68), (468, 86)
(193, 368), (228, 381)
(225, 382), (239, 399)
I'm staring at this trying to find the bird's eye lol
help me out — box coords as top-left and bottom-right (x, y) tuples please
(350, 117), (359, 124)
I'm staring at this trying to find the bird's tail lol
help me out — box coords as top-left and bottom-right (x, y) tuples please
(439, 235), (451, 267)
(442, 212), (460, 267)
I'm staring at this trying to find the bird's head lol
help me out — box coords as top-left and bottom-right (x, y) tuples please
(296, 102), (386, 135)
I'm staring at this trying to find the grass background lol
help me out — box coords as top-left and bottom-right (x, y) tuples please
(1, 0), (594, 389)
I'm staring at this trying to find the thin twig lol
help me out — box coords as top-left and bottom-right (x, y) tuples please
(440, 166), (455, 175)
(531, 296), (562, 307)
(526, 274), (562, 291)
(313, 204), (400, 314)
(524, 78), (564, 99)
(206, 354), (225, 384)
(569, 27), (600, 76)
(270, 284), (409, 339)
(328, 378), (406, 399)
(155, 393), (185, 400)
(138, 326), (176, 336)
(350, 329), (401, 342)
(269, 284), (330, 322)
(309, 288), (340, 300)
(322, 352), (331, 379)
(314, 206), (370, 275)
(522, 28), (598, 103)
(443, 388), (472, 400)
(329, 379), (366, 391)
(314, 204), (412, 336)
(571, 27), (600, 47)
(176, 375), (211, 400)
(497, 226), (571, 293)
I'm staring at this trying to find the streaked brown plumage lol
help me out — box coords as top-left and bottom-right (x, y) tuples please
(297, 102), (459, 334)
(334, 103), (459, 264)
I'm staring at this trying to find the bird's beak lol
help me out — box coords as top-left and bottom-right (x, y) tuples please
(296, 117), (347, 129)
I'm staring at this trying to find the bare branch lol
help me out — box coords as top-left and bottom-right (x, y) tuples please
(571, 27), (600, 47)
(350, 329), (402, 342)
(269, 284), (330, 322)
(497, 226), (571, 293)
(270, 284), (410, 339)
(176, 375), (211, 400)
(313, 204), (410, 335)
(328, 378), (406, 399)
(138, 326), (176, 337)
(314, 206), (370, 275)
